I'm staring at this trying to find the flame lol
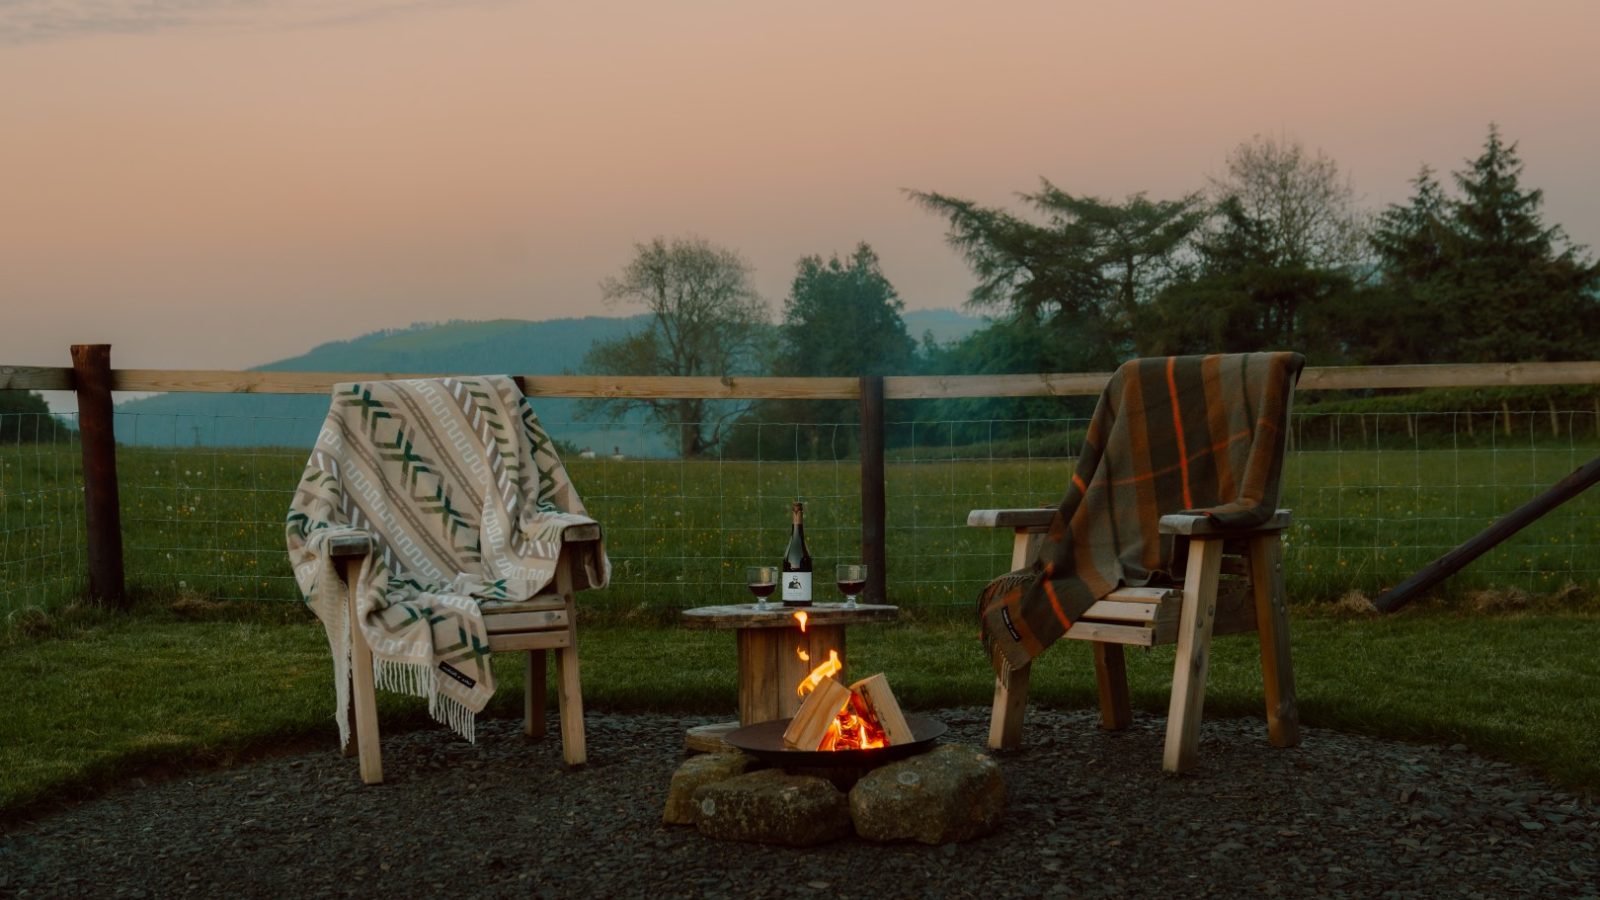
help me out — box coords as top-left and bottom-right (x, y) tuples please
(794, 614), (808, 664)
(825, 709), (886, 751)
(796, 649), (841, 697)
(791, 607), (887, 750)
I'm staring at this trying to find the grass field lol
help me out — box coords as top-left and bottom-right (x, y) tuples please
(4, 429), (1598, 617)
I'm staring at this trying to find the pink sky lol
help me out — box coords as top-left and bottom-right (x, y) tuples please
(2, 0), (1597, 371)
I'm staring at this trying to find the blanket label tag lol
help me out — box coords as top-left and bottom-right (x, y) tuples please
(1000, 607), (1023, 642)
(438, 661), (477, 689)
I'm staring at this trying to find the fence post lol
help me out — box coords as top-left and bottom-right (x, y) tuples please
(71, 344), (127, 610)
(859, 375), (887, 604)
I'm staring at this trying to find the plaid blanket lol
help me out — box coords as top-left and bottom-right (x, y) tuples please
(979, 352), (1303, 677)
(286, 376), (608, 745)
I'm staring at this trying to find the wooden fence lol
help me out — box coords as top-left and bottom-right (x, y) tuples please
(2, 346), (1598, 609)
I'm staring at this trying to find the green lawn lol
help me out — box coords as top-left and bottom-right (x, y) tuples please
(3, 603), (1597, 820)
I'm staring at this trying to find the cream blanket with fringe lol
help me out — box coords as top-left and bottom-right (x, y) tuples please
(286, 376), (608, 746)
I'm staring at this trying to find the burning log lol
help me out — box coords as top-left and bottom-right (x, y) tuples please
(782, 672), (913, 752)
(783, 675), (852, 750)
(846, 674), (914, 747)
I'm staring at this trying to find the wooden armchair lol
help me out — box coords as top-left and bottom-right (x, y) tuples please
(329, 525), (598, 784)
(968, 507), (1298, 773)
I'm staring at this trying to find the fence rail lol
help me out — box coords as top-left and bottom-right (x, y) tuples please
(9, 360), (1600, 398)
(3, 350), (1598, 615)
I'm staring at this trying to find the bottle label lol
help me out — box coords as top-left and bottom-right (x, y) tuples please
(781, 571), (812, 603)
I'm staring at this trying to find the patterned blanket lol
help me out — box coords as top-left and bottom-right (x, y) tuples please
(979, 352), (1303, 678)
(286, 376), (608, 745)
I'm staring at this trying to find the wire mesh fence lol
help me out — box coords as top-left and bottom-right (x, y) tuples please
(1284, 408), (1600, 602)
(1, 401), (1597, 619)
(0, 412), (83, 616)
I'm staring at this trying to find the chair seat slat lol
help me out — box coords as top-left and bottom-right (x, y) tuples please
(1062, 621), (1155, 646)
(484, 609), (568, 633)
(489, 630), (573, 652)
(480, 596), (566, 614)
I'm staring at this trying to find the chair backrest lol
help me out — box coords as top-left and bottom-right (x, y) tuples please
(290, 375), (608, 603)
(1060, 351), (1303, 586)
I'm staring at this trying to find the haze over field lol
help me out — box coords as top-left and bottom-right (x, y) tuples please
(2, 1), (1598, 371)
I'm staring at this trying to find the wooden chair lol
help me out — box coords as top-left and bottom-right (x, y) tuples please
(967, 507), (1299, 773)
(329, 525), (599, 784)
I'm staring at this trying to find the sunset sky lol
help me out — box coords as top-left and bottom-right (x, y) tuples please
(3, 0), (1597, 372)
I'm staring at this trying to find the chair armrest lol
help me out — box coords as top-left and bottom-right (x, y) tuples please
(1158, 509), (1292, 536)
(328, 533), (374, 560)
(561, 523), (602, 543)
(329, 524), (596, 559)
(328, 524), (603, 591)
(967, 508), (1055, 529)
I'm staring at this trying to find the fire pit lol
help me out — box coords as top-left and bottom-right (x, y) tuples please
(725, 715), (948, 767)
(665, 607), (1001, 844)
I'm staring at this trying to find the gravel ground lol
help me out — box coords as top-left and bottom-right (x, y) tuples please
(2, 708), (1596, 898)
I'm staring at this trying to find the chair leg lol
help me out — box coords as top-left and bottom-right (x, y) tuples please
(1163, 536), (1223, 774)
(555, 642), (586, 766)
(1094, 643), (1132, 731)
(987, 662), (1031, 750)
(1249, 534), (1300, 748)
(524, 649), (548, 738)
(342, 679), (359, 758)
(344, 559), (384, 784)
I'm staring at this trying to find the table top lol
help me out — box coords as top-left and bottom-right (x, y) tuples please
(680, 602), (899, 630)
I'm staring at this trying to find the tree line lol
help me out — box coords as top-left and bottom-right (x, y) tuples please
(582, 125), (1600, 458)
(0, 390), (71, 445)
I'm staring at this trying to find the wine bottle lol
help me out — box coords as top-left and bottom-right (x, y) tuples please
(781, 500), (813, 607)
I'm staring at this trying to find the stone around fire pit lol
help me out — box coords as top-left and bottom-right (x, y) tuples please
(694, 769), (853, 847)
(663, 752), (761, 825)
(849, 744), (1006, 844)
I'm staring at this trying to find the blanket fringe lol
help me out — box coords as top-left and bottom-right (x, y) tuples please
(431, 691), (477, 745)
(374, 657), (477, 744)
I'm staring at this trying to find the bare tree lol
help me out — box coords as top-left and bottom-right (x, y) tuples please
(581, 236), (769, 457)
(1210, 134), (1371, 271)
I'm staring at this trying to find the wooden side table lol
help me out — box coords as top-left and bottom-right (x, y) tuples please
(680, 603), (898, 749)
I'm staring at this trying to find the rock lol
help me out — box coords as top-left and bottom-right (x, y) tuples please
(849, 744), (1005, 844)
(693, 770), (852, 846)
(662, 753), (759, 825)
(684, 722), (741, 754)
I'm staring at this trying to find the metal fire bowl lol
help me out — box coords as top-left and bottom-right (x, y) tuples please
(725, 715), (947, 767)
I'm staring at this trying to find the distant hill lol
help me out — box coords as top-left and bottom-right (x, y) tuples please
(113, 309), (984, 454)
(902, 307), (987, 345)
(113, 316), (653, 453)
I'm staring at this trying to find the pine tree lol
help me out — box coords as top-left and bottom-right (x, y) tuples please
(1445, 126), (1599, 362)
(1370, 165), (1451, 283)
(1356, 166), (1457, 362)
(1366, 127), (1599, 363)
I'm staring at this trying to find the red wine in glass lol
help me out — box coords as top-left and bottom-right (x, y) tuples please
(746, 565), (778, 608)
(835, 564), (867, 608)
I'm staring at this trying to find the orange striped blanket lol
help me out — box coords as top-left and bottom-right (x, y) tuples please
(979, 352), (1304, 677)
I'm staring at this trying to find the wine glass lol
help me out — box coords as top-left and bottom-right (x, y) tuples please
(746, 565), (778, 610)
(836, 563), (867, 609)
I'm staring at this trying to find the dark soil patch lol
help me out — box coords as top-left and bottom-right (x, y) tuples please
(2, 708), (1596, 898)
